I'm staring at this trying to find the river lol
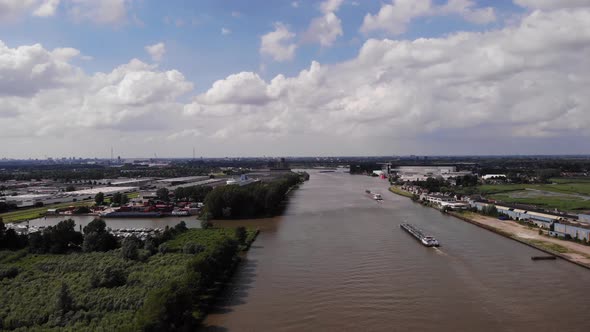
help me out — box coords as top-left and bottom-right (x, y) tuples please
(202, 171), (590, 331)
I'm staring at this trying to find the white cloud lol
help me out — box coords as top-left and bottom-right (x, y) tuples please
(0, 40), (192, 138)
(4, 6), (590, 156)
(291, 1), (299, 8)
(0, 0), (59, 21)
(439, 0), (496, 24)
(33, 0), (60, 17)
(514, 0), (590, 10)
(304, 0), (344, 47)
(187, 7), (590, 144)
(166, 129), (201, 141)
(221, 27), (231, 35)
(0, 0), (135, 23)
(0, 41), (83, 96)
(231, 11), (241, 17)
(145, 42), (165, 62)
(67, 0), (129, 24)
(260, 22), (297, 62)
(320, 0), (343, 14)
(360, 0), (495, 36)
(193, 72), (277, 106)
(304, 12), (343, 47)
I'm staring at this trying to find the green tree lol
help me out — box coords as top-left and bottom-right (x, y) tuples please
(91, 266), (127, 288)
(55, 283), (74, 316)
(95, 192), (104, 205)
(111, 192), (122, 205)
(174, 221), (188, 233)
(235, 226), (247, 245)
(82, 218), (118, 252)
(183, 242), (204, 254)
(120, 193), (129, 205)
(200, 219), (212, 229)
(156, 188), (170, 202)
(37, 219), (84, 254)
(121, 236), (141, 260)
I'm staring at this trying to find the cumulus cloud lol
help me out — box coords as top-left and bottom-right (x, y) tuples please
(303, 0), (344, 47)
(260, 22), (297, 62)
(0, 40), (192, 138)
(33, 0), (60, 17)
(145, 42), (165, 62)
(360, 0), (495, 36)
(67, 0), (130, 24)
(0, 0), (59, 21)
(0, 0), (134, 23)
(189, 7), (590, 144)
(166, 129), (201, 141)
(320, 0), (343, 14)
(304, 12), (343, 47)
(3, 5), (590, 156)
(514, 0), (590, 10)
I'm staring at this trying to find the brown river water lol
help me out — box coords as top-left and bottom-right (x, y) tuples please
(202, 171), (590, 332)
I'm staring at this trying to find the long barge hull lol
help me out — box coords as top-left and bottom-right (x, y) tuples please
(400, 223), (440, 247)
(101, 212), (162, 218)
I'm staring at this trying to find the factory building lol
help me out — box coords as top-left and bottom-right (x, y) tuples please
(394, 166), (472, 182)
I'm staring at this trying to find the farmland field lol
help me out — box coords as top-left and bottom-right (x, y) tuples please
(477, 178), (590, 212)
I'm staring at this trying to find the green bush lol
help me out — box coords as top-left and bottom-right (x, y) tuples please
(121, 237), (141, 261)
(0, 266), (19, 280)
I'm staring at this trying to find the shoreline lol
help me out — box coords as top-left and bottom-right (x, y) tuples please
(389, 186), (590, 270)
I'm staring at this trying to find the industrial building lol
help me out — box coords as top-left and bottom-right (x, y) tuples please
(0, 186), (137, 208)
(393, 166), (472, 182)
(156, 176), (210, 187)
(470, 202), (590, 241)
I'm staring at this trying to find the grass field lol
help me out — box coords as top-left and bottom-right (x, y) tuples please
(388, 186), (414, 198)
(525, 239), (570, 254)
(478, 181), (590, 196)
(1, 192), (139, 224)
(166, 228), (258, 252)
(0, 200), (94, 224)
(488, 193), (590, 211)
(473, 178), (590, 212)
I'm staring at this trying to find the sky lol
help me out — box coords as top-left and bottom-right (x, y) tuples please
(1, 0), (590, 158)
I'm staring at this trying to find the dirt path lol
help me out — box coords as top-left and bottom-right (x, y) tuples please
(466, 213), (590, 266)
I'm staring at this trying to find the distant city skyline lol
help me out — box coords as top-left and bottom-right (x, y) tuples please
(1, 0), (590, 158)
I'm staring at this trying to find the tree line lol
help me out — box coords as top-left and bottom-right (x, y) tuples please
(203, 173), (303, 219)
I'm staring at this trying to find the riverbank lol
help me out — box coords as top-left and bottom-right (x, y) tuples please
(1, 193), (141, 224)
(0, 200), (95, 223)
(388, 186), (414, 198)
(389, 186), (590, 269)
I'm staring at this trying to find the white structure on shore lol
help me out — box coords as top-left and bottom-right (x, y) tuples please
(482, 174), (506, 180)
(226, 174), (259, 186)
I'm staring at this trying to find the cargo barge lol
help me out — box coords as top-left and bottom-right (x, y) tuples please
(100, 211), (162, 218)
(400, 223), (440, 247)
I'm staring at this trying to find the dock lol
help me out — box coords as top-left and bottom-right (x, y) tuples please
(400, 223), (440, 247)
(531, 256), (556, 261)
